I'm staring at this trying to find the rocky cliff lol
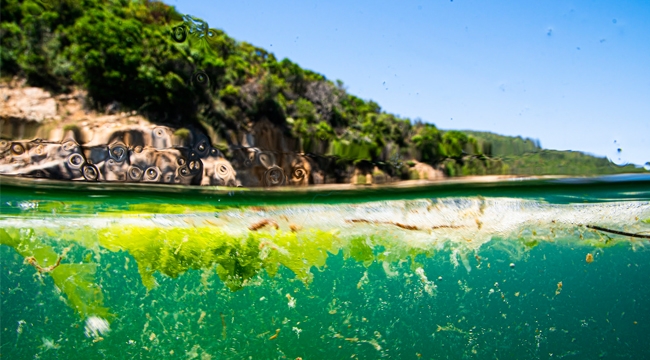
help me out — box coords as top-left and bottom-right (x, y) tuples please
(1, 81), (443, 187)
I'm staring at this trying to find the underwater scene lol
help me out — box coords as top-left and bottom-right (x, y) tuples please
(2, 175), (650, 359)
(2, 0), (650, 359)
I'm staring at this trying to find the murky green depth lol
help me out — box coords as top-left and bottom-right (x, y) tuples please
(1, 177), (650, 359)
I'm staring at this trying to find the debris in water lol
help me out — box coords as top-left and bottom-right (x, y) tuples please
(249, 219), (279, 231)
(220, 312), (227, 339)
(84, 316), (110, 340)
(286, 293), (296, 308)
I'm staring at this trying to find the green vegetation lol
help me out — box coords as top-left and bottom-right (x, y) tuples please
(0, 228), (109, 318)
(500, 150), (644, 176)
(462, 131), (541, 157)
(1, 0), (644, 176)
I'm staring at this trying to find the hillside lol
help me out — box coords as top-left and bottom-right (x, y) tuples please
(0, 0), (644, 185)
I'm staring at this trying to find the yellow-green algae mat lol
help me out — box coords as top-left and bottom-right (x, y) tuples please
(1, 198), (649, 323)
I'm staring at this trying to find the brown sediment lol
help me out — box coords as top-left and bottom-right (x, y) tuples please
(586, 225), (650, 239)
(347, 219), (372, 224)
(249, 219), (279, 231)
(431, 225), (463, 229)
(346, 219), (420, 230)
(394, 222), (419, 230)
(346, 219), (466, 231)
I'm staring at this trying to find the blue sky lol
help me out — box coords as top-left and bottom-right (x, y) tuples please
(170, 0), (650, 166)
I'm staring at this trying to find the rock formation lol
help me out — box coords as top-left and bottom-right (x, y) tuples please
(1, 82), (440, 186)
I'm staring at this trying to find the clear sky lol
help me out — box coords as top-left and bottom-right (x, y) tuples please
(170, 0), (650, 166)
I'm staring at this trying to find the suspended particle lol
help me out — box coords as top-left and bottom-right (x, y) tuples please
(585, 253), (594, 263)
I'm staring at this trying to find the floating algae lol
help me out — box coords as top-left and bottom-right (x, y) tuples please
(0, 228), (109, 319)
(2, 198), (649, 316)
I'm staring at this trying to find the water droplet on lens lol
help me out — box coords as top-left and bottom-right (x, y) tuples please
(612, 19), (617, 24)
(11, 143), (25, 155)
(644, 162), (650, 171)
(171, 25), (187, 43)
(128, 166), (143, 181)
(68, 153), (84, 168)
(191, 70), (210, 88)
(82, 164), (99, 181)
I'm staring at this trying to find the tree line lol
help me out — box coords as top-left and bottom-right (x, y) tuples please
(1, 0), (642, 176)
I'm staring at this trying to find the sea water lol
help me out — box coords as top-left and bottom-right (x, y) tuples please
(1, 175), (649, 359)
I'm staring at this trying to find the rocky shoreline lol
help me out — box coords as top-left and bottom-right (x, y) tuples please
(0, 81), (444, 187)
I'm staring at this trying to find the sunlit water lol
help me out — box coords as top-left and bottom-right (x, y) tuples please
(1, 175), (649, 359)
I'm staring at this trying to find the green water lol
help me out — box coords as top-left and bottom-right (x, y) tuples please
(1, 175), (650, 359)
